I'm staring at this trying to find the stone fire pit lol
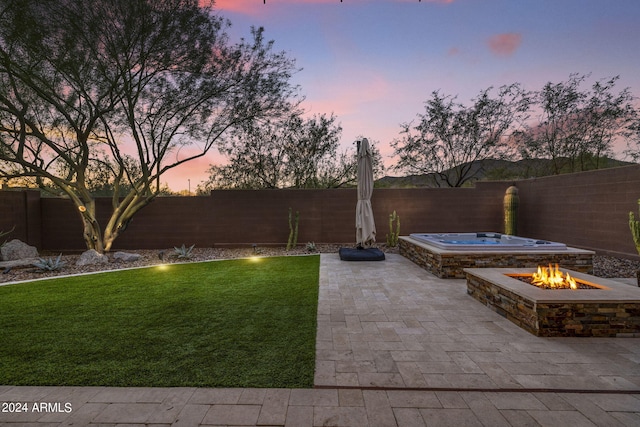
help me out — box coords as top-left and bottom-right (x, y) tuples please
(465, 267), (640, 337)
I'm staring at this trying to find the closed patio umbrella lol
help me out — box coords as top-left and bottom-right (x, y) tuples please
(355, 138), (376, 247)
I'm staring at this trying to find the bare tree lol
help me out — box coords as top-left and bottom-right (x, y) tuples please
(0, 0), (298, 252)
(200, 113), (383, 190)
(521, 74), (637, 174)
(626, 120), (640, 162)
(314, 143), (384, 189)
(392, 84), (530, 187)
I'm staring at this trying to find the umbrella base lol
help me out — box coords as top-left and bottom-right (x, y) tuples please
(338, 247), (385, 261)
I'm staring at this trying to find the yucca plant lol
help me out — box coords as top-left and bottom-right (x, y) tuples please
(32, 254), (66, 272)
(174, 244), (195, 259)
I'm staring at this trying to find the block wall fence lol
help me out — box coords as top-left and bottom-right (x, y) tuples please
(2, 164), (640, 258)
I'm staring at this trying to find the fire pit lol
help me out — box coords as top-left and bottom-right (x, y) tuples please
(512, 263), (598, 290)
(465, 266), (640, 337)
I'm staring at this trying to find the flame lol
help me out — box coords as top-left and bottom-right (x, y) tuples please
(531, 264), (578, 289)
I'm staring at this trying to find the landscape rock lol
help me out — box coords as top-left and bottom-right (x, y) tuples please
(76, 249), (109, 266)
(0, 239), (39, 261)
(113, 251), (142, 262)
(0, 258), (40, 269)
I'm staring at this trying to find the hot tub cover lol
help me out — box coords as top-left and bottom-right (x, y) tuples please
(339, 247), (385, 261)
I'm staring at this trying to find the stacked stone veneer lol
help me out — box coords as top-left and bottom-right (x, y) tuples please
(399, 236), (594, 279)
(466, 270), (640, 337)
(466, 272), (539, 335)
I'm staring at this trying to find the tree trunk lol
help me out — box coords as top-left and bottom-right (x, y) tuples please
(79, 205), (105, 253)
(102, 192), (154, 253)
(102, 224), (126, 252)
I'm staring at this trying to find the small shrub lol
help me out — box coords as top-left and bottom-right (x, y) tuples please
(306, 242), (317, 252)
(32, 254), (66, 272)
(174, 244), (195, 259)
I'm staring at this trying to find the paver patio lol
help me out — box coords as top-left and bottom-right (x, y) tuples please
(315, 254), (640, 391)
(1, 253), (639, 426)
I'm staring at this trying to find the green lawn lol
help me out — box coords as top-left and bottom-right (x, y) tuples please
(0, 255), (319, 388)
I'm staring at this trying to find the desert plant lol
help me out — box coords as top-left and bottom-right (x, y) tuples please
(306, 242), (317, 252)
(32, 254), (66, 272)
(629, 200), (640, 255)
(286, 208), (299, 251)
(386, 211), (400, 247)
(174, 244), (195, 259)
(504, 185), (519, 235)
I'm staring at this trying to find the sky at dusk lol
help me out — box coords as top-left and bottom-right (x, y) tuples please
(165, 0), (640, 191)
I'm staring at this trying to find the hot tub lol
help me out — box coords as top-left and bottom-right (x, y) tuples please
(408, 232), (567, 251)
(400, 233), (593, 279)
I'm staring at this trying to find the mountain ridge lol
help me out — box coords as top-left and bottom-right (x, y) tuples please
(375, 157), (636, 188)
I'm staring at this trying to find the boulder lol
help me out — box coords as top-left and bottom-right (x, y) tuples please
(113, 251), (142, 262)
(0, 239), (39, 261)
(76, 249), (109, 266)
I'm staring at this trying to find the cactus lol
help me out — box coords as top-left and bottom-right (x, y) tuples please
(386, 210), (400, 247)
(286, 207), (299, 251)
(503, 185), (519, 236)
(629, 200), (640, 255)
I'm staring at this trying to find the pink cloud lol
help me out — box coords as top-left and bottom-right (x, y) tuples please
(213, 0), (349, 14)
(213, 0), (455, 15)
(212, 0), (263, 16)
(487, 32), (522, 57)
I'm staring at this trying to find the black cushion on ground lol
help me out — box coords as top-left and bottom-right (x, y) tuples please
(338, 247), (385, 261)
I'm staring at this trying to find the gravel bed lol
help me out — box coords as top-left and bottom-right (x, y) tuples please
(0, 244), (398, 284)
(0, 246), (637, 284)
(593, 254), (640, 279)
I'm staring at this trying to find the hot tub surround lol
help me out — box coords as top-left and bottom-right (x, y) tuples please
(399, 235), (594, 279)
(409, 232), (567, 251)
(465, 267), (640, 337)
